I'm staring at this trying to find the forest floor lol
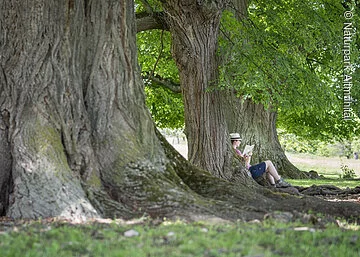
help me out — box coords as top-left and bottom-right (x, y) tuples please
(1, 215), (358, 257)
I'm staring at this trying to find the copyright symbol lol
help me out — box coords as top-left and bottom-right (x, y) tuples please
(344, 11), (353, 19)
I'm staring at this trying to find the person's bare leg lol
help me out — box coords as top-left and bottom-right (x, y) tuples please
(265, 160), (281, 181)
(265, 160), (292, 187)
(266, 172), (275, 185)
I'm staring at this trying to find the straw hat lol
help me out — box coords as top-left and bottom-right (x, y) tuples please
(230, 133), (241, 140)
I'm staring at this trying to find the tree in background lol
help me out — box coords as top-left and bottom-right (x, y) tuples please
(137, 0), (241, 179)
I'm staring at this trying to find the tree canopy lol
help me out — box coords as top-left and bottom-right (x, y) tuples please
(136, 0), (360, 140)
(224, 0), (360, 140)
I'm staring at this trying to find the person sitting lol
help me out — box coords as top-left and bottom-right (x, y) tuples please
(230, 133), (291, 188)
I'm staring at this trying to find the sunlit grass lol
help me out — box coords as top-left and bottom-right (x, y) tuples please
(285, 152), (360, 188)
(0, 219), (359, 257)
(288, 178), (359, 189)
(286, 152), (360, 179)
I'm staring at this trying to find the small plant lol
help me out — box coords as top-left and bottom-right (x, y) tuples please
(339, 164), (356, 179)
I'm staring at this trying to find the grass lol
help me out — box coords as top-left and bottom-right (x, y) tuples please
(286, 152), (360, 179)
(285, 152), (360, 189)
(0, 219), (359, 257)
(288, 178), (360, 189)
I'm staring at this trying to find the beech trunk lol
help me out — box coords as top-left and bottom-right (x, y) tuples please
(160, 0), (235, 178)
(0, 0), (215, 220)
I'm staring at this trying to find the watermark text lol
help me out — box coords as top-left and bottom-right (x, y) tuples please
(343, 11), (354, 120)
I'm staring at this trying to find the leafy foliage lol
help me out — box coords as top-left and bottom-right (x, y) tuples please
(144, 85), (184, 129)
(279, 130), (360, 157)
(137, 30), (178, 80)
(339, 164), (356, 179)
(219, 0), (360, 140)
(135, 0), (163, 12)
(137, 29), (184, 129)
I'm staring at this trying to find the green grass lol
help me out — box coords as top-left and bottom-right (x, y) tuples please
(286, 152), (360, 188)
(286, 152), (360, 179)
(288, 178), (360, 189)
(0, 219), (359, 257)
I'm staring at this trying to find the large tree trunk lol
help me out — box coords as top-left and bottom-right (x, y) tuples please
(0, 0), (231, 220)
(225, 96), (306, 178)
(161, 0), (233, 178)
(0, 0), (130, 219)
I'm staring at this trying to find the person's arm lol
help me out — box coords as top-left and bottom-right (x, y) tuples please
(235, 149), (251, 169)
(244, 154), (251, 169)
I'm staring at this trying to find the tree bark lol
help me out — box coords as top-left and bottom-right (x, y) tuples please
(0, 109), (12, 215)
(136, 12), (168, 32)
(160, 0), (234, 178)
(1, 0), (109, 219)
(0, 0), (256, 221)
(0, 0), (219, 220)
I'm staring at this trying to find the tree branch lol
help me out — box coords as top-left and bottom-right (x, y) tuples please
(136, 11), (169, 33)
(143, 73), (181, 94)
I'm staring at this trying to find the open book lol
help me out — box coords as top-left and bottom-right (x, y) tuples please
(243, 145), (254, 156)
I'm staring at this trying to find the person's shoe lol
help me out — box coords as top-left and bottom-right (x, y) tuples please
(275, 178), (292, 188)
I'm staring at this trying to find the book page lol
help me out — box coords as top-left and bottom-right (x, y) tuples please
(243, 145), (254, 155)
